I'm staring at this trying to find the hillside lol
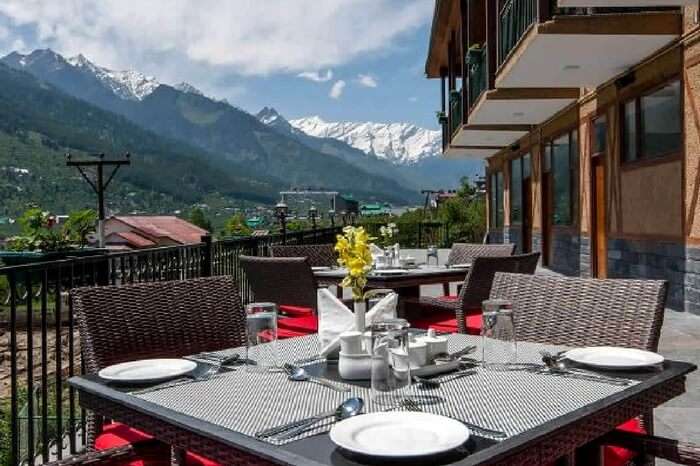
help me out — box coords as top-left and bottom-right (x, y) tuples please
(2, 50), (420, 205)
(0, 62), (281, 219)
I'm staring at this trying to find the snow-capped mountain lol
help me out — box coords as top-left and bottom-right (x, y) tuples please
(174, 82), (204, 96)
(289, 116), (441, 166)
(66, 53), (160, 101)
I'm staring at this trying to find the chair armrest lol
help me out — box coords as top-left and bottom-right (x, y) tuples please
(600, 430), (700, 465)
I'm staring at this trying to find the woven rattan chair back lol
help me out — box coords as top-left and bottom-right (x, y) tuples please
(489, 272), (667, 351)
(240, 255), (318, 312)
(446, 243), (516, 266)
(270, 244), (337, 268)
(455, 253), (540, 333)
(71, 276), (247, 375)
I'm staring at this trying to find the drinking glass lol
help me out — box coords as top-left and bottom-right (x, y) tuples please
(481, 299), (517, 367)
(370, 319), (411, 406)
(245, 302), (278, 372)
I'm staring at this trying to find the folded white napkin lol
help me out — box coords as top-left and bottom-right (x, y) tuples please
(317, 289), (398, 357)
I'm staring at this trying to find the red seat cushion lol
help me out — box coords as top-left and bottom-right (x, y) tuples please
(278, 315), (318, 334)
(278, 304), (314, 317)
(96, 423), (221, 466)
(437, 295), (459, 302)
(411, 312), (482, 335)
(604, 418), (645, 466)
(259, 327), (307, 341)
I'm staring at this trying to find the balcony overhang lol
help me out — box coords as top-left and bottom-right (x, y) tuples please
(443, 145), (501, 159)
(558, 1), (693, 6)
(468, 88), (579, 126)
(496, 12), (680, 88)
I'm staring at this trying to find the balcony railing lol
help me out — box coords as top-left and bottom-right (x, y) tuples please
(498, 0), (537, 67)
(0, 227), (342, 465)
(468, 45), (487, 110)
(449, 89), (463, 138)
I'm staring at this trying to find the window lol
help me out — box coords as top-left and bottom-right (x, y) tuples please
(490, 172), (504, 228)
(622, 80), (682, 162)
(547, 129), (579, 225)
(523, 153), (531, 179)
(593, 115), (607, 155)
(510, 158), (522, 224)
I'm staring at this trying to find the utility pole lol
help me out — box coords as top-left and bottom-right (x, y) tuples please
(66, 153), (131, 247)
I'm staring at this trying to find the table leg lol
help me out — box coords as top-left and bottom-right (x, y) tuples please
(171, 446), (186, 466)
(397, 286), (420, 318)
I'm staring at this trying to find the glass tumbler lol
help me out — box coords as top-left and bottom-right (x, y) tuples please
(481, 299), (517, 367)
(245, 302), (278, 372)
(370, 319), (411, 406)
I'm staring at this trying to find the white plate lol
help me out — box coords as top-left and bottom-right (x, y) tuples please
(373, 269), (408, 275)
(450, 263), (472, 269)
(564, 347), (664, 370)
(330, 412), (469, 458)
(311, 266), (332, 271)
(98, 358), (197, 383)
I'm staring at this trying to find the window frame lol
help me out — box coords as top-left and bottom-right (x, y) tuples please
(509, 157), (523, 225)
(489, 171), (504, 229)
(621, 78), (683, 165)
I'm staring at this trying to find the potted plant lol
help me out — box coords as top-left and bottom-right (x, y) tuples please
(335, 226), (373, 331)
(0, 208), (106, 266)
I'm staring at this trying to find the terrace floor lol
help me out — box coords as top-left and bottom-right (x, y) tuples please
(398, 249), (700, 458)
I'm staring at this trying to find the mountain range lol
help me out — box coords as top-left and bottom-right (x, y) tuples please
(0, 49), (481, 219)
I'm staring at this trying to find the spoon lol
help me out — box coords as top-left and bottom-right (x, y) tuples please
(284, 363), (350, 392)
(540, 351), (631, 386)
(413, 370), (476, 390)
(257, 397), (364, 440)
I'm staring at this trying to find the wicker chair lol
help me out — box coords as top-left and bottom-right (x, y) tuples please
(442, 243), (516, 295)
(489, 272), (700, 466)
(270, 244), (337, 267)
(45, 442), (168, 465)
(70, 276), (246, 464)
(412, 253), (540, 334)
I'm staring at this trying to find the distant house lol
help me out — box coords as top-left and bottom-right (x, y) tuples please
(359, 203), (391, 216)
(103, 216), (208, 250)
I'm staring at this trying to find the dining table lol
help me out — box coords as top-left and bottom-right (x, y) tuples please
(69, 333), (696, 466)
(314, 265), (470, 314)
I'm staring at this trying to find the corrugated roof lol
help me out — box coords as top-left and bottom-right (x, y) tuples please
(112, 216), (207, 244)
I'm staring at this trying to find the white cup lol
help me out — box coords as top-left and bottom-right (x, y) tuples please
(340, 331), (363, 355)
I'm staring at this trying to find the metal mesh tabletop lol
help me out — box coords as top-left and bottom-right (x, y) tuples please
(134, 334), (639, 445)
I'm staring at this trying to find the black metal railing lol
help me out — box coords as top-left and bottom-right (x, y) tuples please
(467, 45), (487, 110)
(0, 226), (341, 466)
(498, 0), (537, 67)
(449, 89), (463, 138)
(358, 221), (451, 249)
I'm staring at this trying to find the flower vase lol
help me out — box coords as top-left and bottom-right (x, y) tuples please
(354, 300), (366, 332)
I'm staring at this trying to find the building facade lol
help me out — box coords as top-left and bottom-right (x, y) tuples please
(426, 0), (700, 314)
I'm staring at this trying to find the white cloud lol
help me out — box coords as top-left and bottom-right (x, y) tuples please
(329, 80), (346, 99)
(297, 70), (333, 82)
(0, 0), (431, 76)
(357, 73), (377, 88)
(408, 96), (418, 102)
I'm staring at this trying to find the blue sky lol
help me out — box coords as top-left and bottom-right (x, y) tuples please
(0, 1), (440, 129)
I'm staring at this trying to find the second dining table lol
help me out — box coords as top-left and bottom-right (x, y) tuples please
(314, 264), (470, 314)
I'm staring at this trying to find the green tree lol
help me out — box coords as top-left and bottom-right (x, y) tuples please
(437, 178), (486, 243)
(63, 209), (97, 247)
(286, 219), (310, 232)
(224, 213), (252, 237)
(188, 207), (212, 232)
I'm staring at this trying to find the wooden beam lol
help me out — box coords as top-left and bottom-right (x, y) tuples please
(451, 144), (504, 150)
(464, 124), (534, 132)
(486, 88), (581, 100)
(537, 12), (681, 36)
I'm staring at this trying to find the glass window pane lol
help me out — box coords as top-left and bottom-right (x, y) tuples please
(490, 173), (497, 228)
(523, 153), (531, 179)
(641, 80), (681, 159)
(510, 159), (522, 224)
(553, 134), (571, 225)
(593, 116), (607, 154)
(623, 100), (638, 162)
(544, 144), (552, 172)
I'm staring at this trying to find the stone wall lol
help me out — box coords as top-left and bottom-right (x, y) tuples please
(579, 236), (591, 278)
(607, 238), (698, 314)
